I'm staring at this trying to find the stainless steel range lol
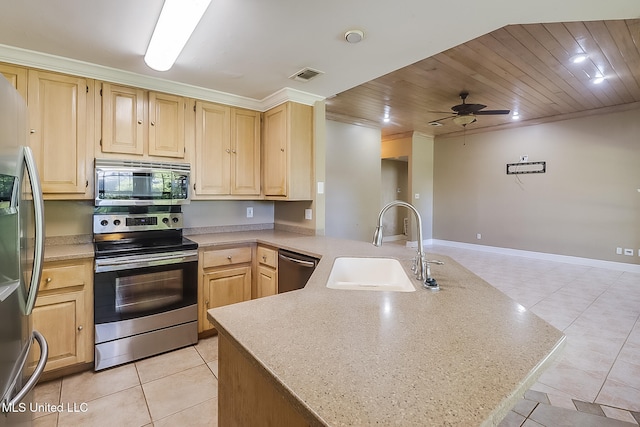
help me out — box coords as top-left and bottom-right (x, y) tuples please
(92, 159), (198, 371)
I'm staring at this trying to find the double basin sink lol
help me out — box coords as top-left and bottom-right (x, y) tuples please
(326, 257), (415, 292)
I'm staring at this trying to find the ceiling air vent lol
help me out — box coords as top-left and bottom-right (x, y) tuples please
(289, 67), (324, 82)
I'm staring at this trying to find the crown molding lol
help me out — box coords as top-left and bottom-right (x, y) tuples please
(0, 44), (324, 111)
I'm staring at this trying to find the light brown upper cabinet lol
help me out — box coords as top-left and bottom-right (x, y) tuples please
(193, 101), (260, 197)
(0, 62), (27, 99)
(262, 102), (313, 200)
(28, 70), (93, 199)
(100, 83), (186, 159)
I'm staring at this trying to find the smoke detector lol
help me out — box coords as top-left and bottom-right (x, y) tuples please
(289, 67), (324, 82)
(345, 30), (364, 43)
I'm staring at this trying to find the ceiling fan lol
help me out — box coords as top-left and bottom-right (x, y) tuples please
(429, 92), (511, 127)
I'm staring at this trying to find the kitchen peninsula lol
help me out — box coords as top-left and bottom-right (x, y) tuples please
(204, 231), (565, 426)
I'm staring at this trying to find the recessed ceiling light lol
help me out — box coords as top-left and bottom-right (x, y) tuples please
(428, 121), (443, 127)
(345, 30), (364, 44)
(570, 53), (588, 64)
(145, 0), (211, 71)
(512, 111), (520, 120)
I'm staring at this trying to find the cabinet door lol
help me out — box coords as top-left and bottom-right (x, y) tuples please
(201, 266), (251, 331)
(0, 63), (27, 99)
(262, 103), (288, 196)
(148, 92), (186, 158)
(194, 101), (231, 195)
(101, 83), (145, 155)
(256, 265), (277, 299)
(231, 108), (260, 195)
(30, 290), (87, 372)
(28, 70), (89, 195)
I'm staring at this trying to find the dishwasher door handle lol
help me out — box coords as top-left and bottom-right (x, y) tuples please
(278, 253), (316, 268)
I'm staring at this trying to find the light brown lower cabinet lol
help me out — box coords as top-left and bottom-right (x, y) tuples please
(29, 258), (94, 374)
(255, 245), (278, 298)
(198, 245), (253, 333)
(218, 333), (310, 426)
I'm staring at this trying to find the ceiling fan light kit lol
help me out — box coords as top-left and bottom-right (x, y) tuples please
(432, 92), (511, 127)
(452, 115), (477, 126)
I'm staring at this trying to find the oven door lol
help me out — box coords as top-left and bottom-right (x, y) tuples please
(94, 250), (198, 325)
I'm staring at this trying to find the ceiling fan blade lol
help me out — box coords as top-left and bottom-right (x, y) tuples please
(428, 115), (457, 125)
(474, 109), (511, 115)
(426, 110), (454, 114)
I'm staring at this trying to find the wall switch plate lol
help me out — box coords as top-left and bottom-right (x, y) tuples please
(246, 207), (253, 218)
(304, 209), (313, 220)
(624, 248), (633, 256)
(317, 182), (325, 194)
(616, 247), (623, 255)
(476, 233), (482, 240)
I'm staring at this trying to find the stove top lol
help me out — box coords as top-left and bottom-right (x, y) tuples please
(94, 235), (198, 258)
(93, 210), (197, 258)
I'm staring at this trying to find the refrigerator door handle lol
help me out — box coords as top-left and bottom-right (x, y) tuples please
(23, 146), (45, 315)
(7, 330), (48, 408)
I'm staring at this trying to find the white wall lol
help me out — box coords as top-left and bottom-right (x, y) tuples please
(433, 108), (640, 264)
(325, 121), (381, 242)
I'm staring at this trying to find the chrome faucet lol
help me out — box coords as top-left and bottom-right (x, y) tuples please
(372, 200), (441, 290)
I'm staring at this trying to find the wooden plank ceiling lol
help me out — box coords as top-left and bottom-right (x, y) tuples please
(325, 19), (640, 137)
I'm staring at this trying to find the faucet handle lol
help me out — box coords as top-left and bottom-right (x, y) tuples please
(410, 256), (418, 273)
(426, 260), (444, 265)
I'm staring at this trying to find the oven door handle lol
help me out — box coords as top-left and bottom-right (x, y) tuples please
(95, 250), (198, 273)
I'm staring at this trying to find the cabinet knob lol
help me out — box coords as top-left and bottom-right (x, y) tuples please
(45, 277), (52, 283)
(262, 255), (267, 261)
(137, 120), (143, 125)
(280, 148), (285, 152)
(151, 121), (155, 126)
(232, 149), (236, 154)
(205, 300), (209, 307)
(227, 255), (232, 260)
(30, 129), (36, 134)
(77, 326), (83, 331)
(226, 149), (230, 153)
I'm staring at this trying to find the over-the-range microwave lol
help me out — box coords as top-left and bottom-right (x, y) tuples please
(94, 159), (190, 206)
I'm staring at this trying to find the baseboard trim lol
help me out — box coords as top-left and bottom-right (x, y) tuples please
(428, 239), (640, 274)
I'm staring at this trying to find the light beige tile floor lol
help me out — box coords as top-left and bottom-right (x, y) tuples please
(33, 336), (219, 427)
(33, 244), (640, 426)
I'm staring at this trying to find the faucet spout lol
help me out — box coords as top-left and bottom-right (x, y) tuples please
(372, 201), (426, 281)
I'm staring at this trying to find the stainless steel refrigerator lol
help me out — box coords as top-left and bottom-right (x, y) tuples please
(0, 75), (48, 426)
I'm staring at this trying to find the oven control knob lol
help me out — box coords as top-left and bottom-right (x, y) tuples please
(172, 217), (179, 223)
(113, 219), (121, 226)
(162, 217), (169, 224)
(100, 220), (108, 227)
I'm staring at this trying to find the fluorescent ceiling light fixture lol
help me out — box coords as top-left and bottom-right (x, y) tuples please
(144, 0), (212, 71)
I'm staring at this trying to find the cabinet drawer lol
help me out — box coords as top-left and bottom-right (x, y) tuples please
(257, 246), (277, 269)
(40, 263), (89, 292)
(202, 246), (252, 269)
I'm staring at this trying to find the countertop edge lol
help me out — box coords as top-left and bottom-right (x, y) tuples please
(481, 335), (567, 427)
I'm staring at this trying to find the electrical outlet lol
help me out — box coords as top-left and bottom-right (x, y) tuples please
(476, 233), (482, 240)
(624, 248), (633, 256)
(616, 247), (623, 255)
(304, 209), (313, 220)
(246, 207), (253, 218)
(414, 193), (420, 199)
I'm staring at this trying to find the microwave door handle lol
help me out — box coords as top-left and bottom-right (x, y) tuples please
(7, 330), (48, 408)
(23, 147), (45, 315)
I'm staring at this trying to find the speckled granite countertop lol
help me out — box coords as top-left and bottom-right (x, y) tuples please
(205, 231), (565, 426)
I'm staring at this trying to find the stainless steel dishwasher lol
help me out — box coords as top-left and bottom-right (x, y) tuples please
(278, 249), (319, 293)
